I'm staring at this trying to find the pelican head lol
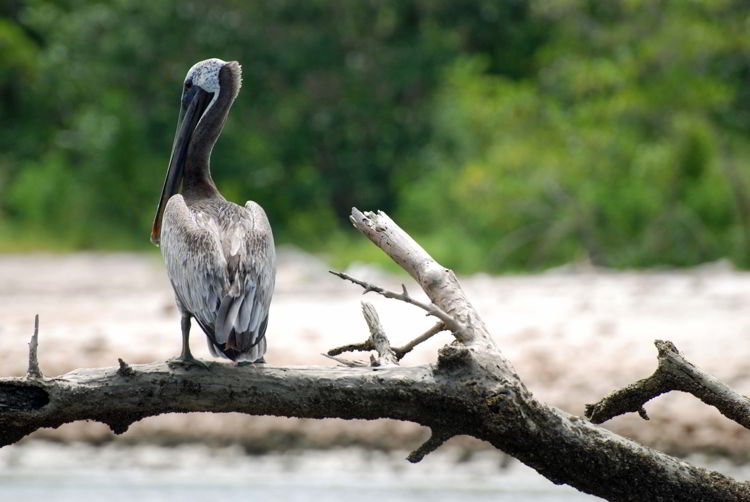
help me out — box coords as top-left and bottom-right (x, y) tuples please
(151, 58), (242, 245)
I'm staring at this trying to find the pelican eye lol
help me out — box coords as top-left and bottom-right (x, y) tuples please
(185, 81), (193, 90)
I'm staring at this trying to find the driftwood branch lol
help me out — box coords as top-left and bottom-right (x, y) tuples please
(586, 339), (750, 428)
(2, 208), (750, 502)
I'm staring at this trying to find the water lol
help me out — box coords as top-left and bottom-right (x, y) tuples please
(0, 474), (596, 502)
(0, 442), (602, 501)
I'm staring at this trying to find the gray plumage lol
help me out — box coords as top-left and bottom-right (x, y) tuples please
(161, 195), (275, 361)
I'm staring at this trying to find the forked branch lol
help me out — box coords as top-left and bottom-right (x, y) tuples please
(348, 209), (497, 349)
(329, 270), (462, 334)
(327, 305), (446, 365)
(586, 340), (750, 428)
(325, 301), (398, 367)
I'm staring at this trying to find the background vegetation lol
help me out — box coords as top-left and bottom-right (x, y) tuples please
(1, 0), (749, 272)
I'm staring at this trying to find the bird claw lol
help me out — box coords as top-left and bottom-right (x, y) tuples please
(168, 355), (210, 370)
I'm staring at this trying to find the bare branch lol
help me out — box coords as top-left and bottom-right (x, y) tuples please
(326, 341), (373, 357)
(393, 322), (446, 360)
(26, 315), (42, 380)
(407, 428), (454, 463)
(586, 340), (750, 429)
(321, 353), (368, 367)
(329, 270), (463, 334)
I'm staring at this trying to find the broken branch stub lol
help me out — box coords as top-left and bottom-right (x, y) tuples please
(407, 428), (454, 463)
(360, 301), (398, 366)
(26, 315), (42, 380)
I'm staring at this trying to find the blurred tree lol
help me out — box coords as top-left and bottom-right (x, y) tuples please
(398, 0), (750, 271)
(1, 0), (749, 271)
(0, 0), (543, 250)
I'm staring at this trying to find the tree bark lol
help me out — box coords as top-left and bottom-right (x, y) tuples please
(1, 208), (749, 502)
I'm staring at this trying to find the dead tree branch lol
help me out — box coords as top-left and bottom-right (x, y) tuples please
(393, 322), (446, 360)
(586, 340), (750, 428)
(348, 208), (499, 352)
(1, 208), (750, 502)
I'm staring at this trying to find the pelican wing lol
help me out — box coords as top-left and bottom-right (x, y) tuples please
(160, 195), (229, 336)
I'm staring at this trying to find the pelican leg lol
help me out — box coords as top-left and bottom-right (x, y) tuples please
(168, 314), (209, 369)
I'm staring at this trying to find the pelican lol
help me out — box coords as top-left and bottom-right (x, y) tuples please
(151, 58), (276, 367)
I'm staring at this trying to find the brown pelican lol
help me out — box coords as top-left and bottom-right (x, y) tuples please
(150, 58), (275, 366)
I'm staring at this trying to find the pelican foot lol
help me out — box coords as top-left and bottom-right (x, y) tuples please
(236, 357), (265, 367)
(168, 356), (210, 370)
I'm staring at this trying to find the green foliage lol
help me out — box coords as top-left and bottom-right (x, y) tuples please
(0, 0), (542, 253)
(1, 0), (749, 271)
(398, 1), (750, 271)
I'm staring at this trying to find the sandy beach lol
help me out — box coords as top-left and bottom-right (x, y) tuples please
(1, 251), (749, 456)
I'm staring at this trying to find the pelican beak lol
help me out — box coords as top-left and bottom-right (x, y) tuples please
(151, 86), (212, 245)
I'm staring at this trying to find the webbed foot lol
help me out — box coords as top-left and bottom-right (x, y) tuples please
(236, 357), (265, 367)
(168, 355), (210, 370)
